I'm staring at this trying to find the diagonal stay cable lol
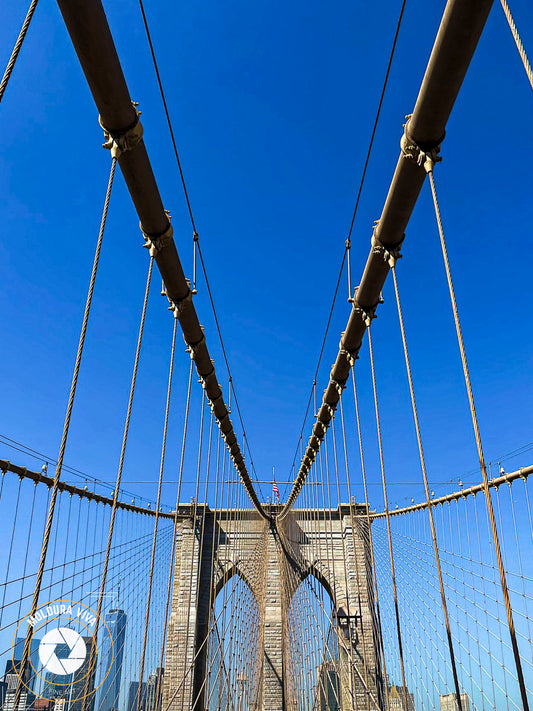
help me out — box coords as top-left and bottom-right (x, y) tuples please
(283, 0), (406, 503)
(137, 0), (264, 504)
(280, 0), (495, 518)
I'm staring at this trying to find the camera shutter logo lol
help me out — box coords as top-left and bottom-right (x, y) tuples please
(39, 627), (87, 675)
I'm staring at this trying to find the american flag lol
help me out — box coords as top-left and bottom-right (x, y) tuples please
(272, 480), (279, 500)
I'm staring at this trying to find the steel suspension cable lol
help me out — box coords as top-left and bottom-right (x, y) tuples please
(283, 0), (407, 508)
(82, 254), (154, 711)
(426, 164), (530, 711)
(391, 263), (464, 710)
(339, 397), (372, 710)
(0, 0), (39, 105)
(157, 357), (194, 711)
(136, 0), (264, 508)
(499, 0), (533, 91)
(13, 156), (117, 710)
(136, 317), (177, 711)
(367, 327), (409, 711)
(178, 387), (206, 709)
(351, 368), (388, 711)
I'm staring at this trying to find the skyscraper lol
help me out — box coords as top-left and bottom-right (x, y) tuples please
(145, 668), (163, 711)
(96, 609), (126, 711)
(126, 681), (146, 711)
(316, 661), (340, 711)
(10, 638), (41, 692)
(387, 682), (415, 711)
(42, 637), (97, 711)
(440, 692), (471, 711)
(3, 640), (40, 711)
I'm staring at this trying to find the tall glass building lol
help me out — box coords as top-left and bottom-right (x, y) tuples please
(97, 609), (126, 711)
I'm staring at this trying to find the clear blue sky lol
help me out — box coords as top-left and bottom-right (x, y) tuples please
(1, 0), (532, 511)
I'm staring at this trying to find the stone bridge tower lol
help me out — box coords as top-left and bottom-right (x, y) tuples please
(163, 504), (382, 711)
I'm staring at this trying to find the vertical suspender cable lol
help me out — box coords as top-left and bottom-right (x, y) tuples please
(0, 0), (39, 104)
(391, 264), (464, 710)
(14, 157), (117, 710)
(351, 369), (388, 711)
(137, 317), (177, 711)
(426, 166), (529, 711)
(82, 254), (154, 711)
(157, 358), (194, 711)
(367, 327), (409, 711)
(499, 0), (533, 90)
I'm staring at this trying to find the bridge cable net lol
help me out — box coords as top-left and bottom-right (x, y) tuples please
(278, 2), (533, 709)
(2, 0), (533, 709)
(0, 160), (264, 710)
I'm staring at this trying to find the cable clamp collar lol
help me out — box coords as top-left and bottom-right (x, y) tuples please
(352, 296), (377, 327)
(99, 102), (143, 159)
(371, 223), (403, 268)
(164, 285), (193, 320)
(141, 213), (174, 257)
(400, 117), (443, 173)
(187, 328), (206, 356)
(339, 348), (355, 369)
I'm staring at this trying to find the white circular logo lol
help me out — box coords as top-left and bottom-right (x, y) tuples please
(38, 627), (87, 675)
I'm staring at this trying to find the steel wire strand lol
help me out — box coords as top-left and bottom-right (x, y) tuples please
(427, 167), (530, 711)
(136, 318), (177, 711)
(165, 456), (268, 708)
(286, 577), (344, 709)
(367, 327), (410, 711)
(378, 521), (525, 642)
(371, 525), (451, 706)
(338, 398), (373, 710)
(155, 357), (194, 711)
(500, 0), (533, 90)
(15, 484), (38, 630)
(508, 483), (533, 646)
(288, 582), (343, 710)
(333, 414), (373, 708)
(351, 368), (389, 711)
(177, 388), (206, 709)
(374, 518), (533, 704)
(324, 426), (358, 705)
(82, 254), (154, 711)
(0, 0), (39, 105)
(391, 264), (464, 710)
(461, 494), (491, 708)
(0, 478), (22, 629)
(0, 523), (174, 661)
(137, 0), (263, 508)
(188, 410), (215, 709)
(281, 530), (380, 710)
(165, 540), (264, 711)
(0, 522), (159, 607)
(283, 0), (408, 512)
(13, 157), (117, 711)
(281, 515), (341, 709)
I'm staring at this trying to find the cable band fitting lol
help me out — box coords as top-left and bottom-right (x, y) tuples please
(400, 119), (443, 173)
(141, 217), (174, 257)
(99, 102), (143, 159)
